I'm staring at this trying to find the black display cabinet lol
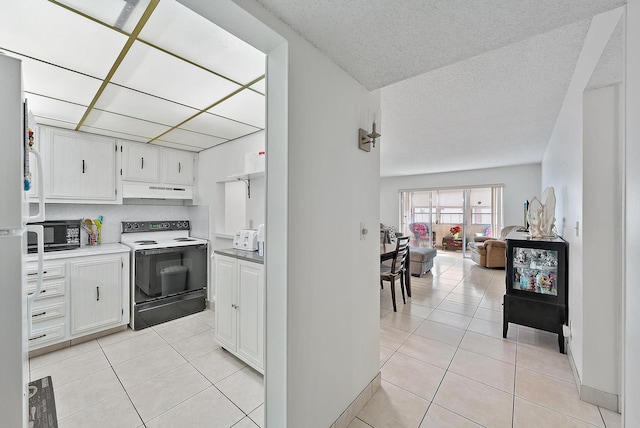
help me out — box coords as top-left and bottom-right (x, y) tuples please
(503, 231), (568, 353)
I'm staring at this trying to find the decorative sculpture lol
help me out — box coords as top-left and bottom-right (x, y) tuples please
(527, 187), (557, 238)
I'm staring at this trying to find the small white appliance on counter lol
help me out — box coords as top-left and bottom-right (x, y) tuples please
(233, 229), (258, 251)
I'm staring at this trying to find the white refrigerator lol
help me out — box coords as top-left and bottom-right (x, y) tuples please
(0, 53), (45, 428)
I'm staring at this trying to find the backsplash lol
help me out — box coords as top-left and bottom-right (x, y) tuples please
(31, 204), (209, 245)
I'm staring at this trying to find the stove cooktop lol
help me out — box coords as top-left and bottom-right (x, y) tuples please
(120, 220), (207, 250)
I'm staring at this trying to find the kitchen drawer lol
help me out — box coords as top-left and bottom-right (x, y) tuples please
(31, 302), (65, 325)
(27, 262), (66, 280)
(28, 324), (65, 349)
(26, 279), (65, 300)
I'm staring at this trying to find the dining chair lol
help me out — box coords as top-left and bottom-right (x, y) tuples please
(380, 236), (410, 311)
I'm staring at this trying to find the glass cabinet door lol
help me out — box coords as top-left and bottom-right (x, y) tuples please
(511, 247), (559, 295)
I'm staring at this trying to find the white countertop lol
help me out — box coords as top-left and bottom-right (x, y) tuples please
(26, 243), (131, 262)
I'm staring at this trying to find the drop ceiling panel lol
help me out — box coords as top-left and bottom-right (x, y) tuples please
(56, 0), (151, 34)
(181, 113), (261, 140)
(250, 80), (266, 94)
(26, 94), (86, 126)
(140, 0), (265, 85)
(208, 90), (265, 128)
(78, 126), (150, 143)
(112, 41), (242, 110)
(33, 117), (77, 130)
(95, 84), (199, 126)
(151, 140), (203, 152)
(158, 128), (227, 149)
(82, 110), (171, 139)
(16, 55), (101, 106)
(0, 0), (127, 78)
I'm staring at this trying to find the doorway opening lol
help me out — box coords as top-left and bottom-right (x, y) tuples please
(399, 185), (504, 257)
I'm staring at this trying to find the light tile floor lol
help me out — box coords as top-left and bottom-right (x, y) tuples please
(29, 251), (622, 428)
(354, 251), (622, 428)
(29, 309), (264, 428)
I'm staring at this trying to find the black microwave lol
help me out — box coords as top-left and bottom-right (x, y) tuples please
(27, 220), (82, 253)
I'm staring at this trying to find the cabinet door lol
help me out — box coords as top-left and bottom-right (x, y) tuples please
(48, 129), (116, 200)
(122, 142), (160, 182)
(162, 148), (195, 185)
(236, 260), (264, 369)
(69, 256), (122, 336)
(214, 255), (237, 351)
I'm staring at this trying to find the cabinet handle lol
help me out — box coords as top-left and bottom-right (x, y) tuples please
(178, 162), (181, 173)
(33, 311), (47, 318)
(29, 334), (46, 341)
(82, 160), (85, 174)
(28, 270), (47, 276)
(96, 286), (100, 301)
(141, 157), (144, 169)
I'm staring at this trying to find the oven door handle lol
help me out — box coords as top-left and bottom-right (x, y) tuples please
(137, 244), (207, 256)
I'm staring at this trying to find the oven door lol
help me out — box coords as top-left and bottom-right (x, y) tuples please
(134, 244), (207, 304)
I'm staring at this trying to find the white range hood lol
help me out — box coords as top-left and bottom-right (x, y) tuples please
(122, 183), (193, 200)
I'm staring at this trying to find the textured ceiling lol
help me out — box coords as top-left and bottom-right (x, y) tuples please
(379, 20), (590, 177)
(0, 0), (265, 152)
(255, 0), (624, 177)
(254, 0), (625, 90)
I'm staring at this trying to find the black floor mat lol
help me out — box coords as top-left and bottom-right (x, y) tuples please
(28, 376), (58, 428)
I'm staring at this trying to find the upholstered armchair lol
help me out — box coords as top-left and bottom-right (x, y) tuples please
(468, 225), (519, 268)
(409, 222), (436, 247)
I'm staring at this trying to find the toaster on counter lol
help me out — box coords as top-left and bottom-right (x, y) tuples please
(233, 229), (258, 251)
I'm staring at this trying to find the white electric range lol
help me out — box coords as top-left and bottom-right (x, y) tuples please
(121, 220), (208, 330)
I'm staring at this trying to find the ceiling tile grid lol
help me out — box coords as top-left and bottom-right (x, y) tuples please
(0, 0), (266, 152)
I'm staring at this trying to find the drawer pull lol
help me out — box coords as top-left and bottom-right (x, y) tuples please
(32, 311), (47, 318)
(97, 286), (100, 301)
(29, 334), (46, 341)
(28, 270), (47, 276)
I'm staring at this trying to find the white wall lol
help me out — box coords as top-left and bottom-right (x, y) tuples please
(541, 7), (623, 408)
(41, 203), (192, 244)
(196, 131), (266, 247)
(380, 164), (541, 229)
(583, 84), (621, 402)
(624, 0), (640, 422)
(180, 1), (382, 427)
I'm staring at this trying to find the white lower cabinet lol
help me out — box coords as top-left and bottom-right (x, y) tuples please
(214, 254), (264, 373)
(27, 247), (130, 352)
(69, 255), (124, 336)
(27, 261), (67, 350)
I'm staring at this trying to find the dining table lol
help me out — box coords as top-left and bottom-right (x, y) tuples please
(380, 242), (412, 297)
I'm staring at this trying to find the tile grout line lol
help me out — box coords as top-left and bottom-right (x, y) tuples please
(97, 336), (149, 427)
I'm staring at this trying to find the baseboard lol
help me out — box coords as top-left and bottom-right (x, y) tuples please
(567, 344), (619, 412)
(330, 372), (381, 428)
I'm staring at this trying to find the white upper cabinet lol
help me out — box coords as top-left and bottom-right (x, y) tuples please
(121, 142), (160, 182)
(161, 148), (195, 185)
(46, 127), (117, 202)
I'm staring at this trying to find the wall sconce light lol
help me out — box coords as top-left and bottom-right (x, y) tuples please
(358, 122), (381, 152)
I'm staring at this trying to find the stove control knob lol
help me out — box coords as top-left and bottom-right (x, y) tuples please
(132, 223), (139, 229)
